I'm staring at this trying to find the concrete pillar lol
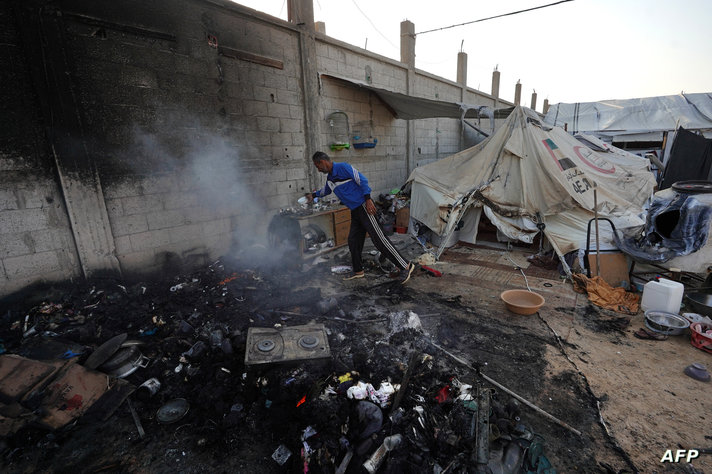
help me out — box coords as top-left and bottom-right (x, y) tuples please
(288, 0), (320, 190)
(456, 52), (467, 86)
(514, 80), (522, 106)
(543, 99), (550, 115)
(491, 68), (500, 98)
(24, 10), (121, 279)
(401, 20), (415, 175)
(287, 0), (314, 27)
(315, 21), (325, 34)
(530, 90), (537, 111)
(400, 20), (415, 68)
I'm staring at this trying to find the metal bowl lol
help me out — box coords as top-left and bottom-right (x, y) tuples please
(644, 310), (690, 335)
(685, 293), (712, 316)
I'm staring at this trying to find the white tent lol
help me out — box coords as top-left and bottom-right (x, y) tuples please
(406, 106), (657, 270)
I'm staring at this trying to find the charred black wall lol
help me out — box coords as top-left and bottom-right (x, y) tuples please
(0, 0), (82, 295)
(1, 0), (503, 297)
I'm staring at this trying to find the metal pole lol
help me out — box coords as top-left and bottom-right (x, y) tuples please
(593, 187), (600, 277)
(429, 340), (582, 437)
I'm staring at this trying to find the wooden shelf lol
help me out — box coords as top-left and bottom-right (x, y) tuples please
(296, 206), (351, 257)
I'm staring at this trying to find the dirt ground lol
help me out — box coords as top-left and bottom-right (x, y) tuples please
(0, 233), (709, 473)
(411, 242), (711, 473)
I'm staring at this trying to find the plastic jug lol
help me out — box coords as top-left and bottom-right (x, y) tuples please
(640, 278), (684, 313)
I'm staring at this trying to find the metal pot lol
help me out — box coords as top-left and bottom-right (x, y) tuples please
(685, 293), (712, 317)
(98, 342), (149, 378)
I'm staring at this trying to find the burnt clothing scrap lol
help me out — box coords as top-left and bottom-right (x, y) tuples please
(350, 203), (409, 273)
(312, 162), (371, 210)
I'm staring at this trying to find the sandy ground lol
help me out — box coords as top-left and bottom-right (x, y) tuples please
(403, 242), (711, 473)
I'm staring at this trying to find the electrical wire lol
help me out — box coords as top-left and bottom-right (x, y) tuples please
(504, 250), (531, 292)
(350, 0), (398, 49)
(415, 0), (574, 36)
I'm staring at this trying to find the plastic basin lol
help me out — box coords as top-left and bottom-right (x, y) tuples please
(500, 290), (545, 315)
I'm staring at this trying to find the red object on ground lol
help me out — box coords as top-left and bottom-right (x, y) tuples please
(296, 395), (307, 407)
(435, 385), (451, 403)
(394, 226), (407, 234)
(421, 265), (442, 277)
(690, 322), (712, 353)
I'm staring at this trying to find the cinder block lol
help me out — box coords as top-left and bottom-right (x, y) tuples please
(114, 235), (132, 255)
(276, 89), (300, 106)
(279, 118), (301, 133)
(183, 206), (215, 223)
(111, 214), (149, 236)
(168, 223), (204, 243)
(129, 229), (172, 252)
(3, 250), (60, 279)
(264, 73), (287, 90)
(285, 77), (300, 92)
(18, 189), (45, 209)
(247, 69), (265, 86)
(201, 218), (231, 237)
(117, 249), (157, 273)
(147, 209), (187, 230)
(30, 228), (69, 253)
(0, 190), (18, 210)
(266, 194), (289, 210)
(105, 198), (123, 218)
(270, 132), (294, 146)
(163, 192), (198, 210)
(0, 232), (33, 258)
(257, 116), (280, 132)
(277, 181), (300, 196)
(286, 168), (306, 181)
(0, 209), (48, 235)
(121, 194), (164, 215)
(267, 102), (290, 117)
(264, 169), (287, 182)
(243, 100), (268, 116)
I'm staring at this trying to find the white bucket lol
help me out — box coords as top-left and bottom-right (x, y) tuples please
(640, 278), (684, 313)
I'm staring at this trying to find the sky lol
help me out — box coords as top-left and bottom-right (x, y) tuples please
(232, 0), (712, 109)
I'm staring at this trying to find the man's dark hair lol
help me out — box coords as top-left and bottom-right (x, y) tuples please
(312, 151), (330, 162)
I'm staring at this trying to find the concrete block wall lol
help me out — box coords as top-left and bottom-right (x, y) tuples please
(0, 3), (82, 296)
(317, 77), (409, 194)
(2, 0), (517, 296)
(58, 0), (311, 272)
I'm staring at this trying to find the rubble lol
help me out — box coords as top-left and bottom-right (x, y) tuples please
(0, 243), (630, 472)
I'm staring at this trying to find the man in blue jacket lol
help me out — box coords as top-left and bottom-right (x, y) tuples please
(308, 151), (415, 284)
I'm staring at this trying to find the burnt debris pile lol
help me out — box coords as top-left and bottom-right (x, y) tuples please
(0, 257), (563, 473)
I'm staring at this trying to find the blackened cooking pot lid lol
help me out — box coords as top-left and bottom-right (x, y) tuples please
(156, 398), (190, 424)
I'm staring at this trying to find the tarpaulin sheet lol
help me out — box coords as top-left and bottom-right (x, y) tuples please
(617, 188), (712, 264)
(544, 93), (712, 139)
(320, 74), (494, 123)
(406, 106), (655, 261)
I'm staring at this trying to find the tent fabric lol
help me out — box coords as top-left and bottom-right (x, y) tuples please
(406, 106), (656, 261)
(659, 128), (712, 189)
(320, 74), (495, 123)
(544, 93), (712, 139)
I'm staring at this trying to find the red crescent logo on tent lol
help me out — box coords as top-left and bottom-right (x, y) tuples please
(573, 146), (615, 174)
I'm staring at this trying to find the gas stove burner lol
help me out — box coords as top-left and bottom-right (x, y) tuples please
(245, 324), (330, 365)
(257, 340), (276, 352)
(298, 335), (319, 349)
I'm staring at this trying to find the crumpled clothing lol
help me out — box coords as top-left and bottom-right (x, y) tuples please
(572, 273), (640, 315)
